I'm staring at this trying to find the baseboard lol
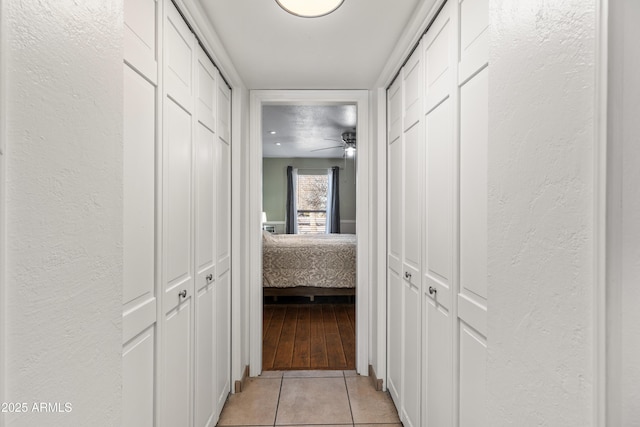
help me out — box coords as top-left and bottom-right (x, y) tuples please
(368, 364), (383, 391)
(234, 365), (250, 393)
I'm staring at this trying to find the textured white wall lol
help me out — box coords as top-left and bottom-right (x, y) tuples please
(488, 1), (596, 425)
(608, 1), (640, 425)
(5, 1), (123, 426)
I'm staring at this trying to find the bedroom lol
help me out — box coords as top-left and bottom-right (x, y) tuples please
(261, 104), (358, 370)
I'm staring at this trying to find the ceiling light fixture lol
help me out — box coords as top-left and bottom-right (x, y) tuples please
(275, 142), (281, 146)
(269, 131), (277, 135)
(275, 0), (344, 18)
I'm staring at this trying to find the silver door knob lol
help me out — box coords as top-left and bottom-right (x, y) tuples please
(206, 274), (213, 282)
(178, 290), (187, 298)
(428, 286), (437, 295)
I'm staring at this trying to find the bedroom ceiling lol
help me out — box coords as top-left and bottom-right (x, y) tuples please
(262, 105), (357, 158)
(197, 0), (422, 89)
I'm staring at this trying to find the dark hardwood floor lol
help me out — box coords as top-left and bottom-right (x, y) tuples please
(263, 303), (356, 370)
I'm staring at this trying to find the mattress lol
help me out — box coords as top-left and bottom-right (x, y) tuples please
(262, 232), (356, 288)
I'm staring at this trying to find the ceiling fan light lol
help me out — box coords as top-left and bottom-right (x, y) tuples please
(345, 146), (356, 157)
(275, 0), (344, 18)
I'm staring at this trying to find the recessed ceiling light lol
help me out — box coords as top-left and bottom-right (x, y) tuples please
(275, 142), (281, 146)
(269, 131), (277, 135)
(275, 0), (344, 18)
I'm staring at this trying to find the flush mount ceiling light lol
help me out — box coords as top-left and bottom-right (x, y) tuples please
(275, 0), (344, 17)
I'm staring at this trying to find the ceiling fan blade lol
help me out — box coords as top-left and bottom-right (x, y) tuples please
(310, 145), (343, 152)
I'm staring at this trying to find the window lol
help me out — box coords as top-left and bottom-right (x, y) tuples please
(296, 174), (328, 234)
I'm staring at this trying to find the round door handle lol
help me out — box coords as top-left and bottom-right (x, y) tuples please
(428, 286), (437, 295)
(206, 274), (213, 282)
(404, 271), (411, 279)
(178, 290), (187, 298)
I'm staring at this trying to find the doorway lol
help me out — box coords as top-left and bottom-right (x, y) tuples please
(261, 104), (357, 370)
(248, 90), (369, 376)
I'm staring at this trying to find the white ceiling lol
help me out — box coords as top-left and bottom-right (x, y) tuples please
(198, 0), (422, 89)
(262, 104), (356, 158)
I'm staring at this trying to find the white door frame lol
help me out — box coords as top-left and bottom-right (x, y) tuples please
(248, 90), (369, 376)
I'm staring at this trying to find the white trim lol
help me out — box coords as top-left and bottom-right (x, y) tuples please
(374, 87), (388, 389)
(594, 0), (608, 425)
(249, 90), (370, 376)
(0, 1), (7, 424)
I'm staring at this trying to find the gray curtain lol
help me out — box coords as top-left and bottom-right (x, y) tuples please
(326, 166), (341, 233)
(285, 166), (295, 234)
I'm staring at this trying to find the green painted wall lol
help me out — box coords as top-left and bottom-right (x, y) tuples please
(262, 157), (357, 224)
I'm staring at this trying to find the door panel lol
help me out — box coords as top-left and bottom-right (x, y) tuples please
(387, 272), (403, 405)
(124, 0), (158, 83)
(458, 0), (488, 84)
(195, 283), (215, 427)
(215, 272), (231, 414)
(197, 50), (217, 133)
(425, 98), (453, 284)
(164, 98), (193, 294)
(123, 64), (156, 307)
(402, 123), (422, 271)
(165, 3), (194, 111)
(460, 67), (488, 303)
(424, 297), (452, 427)
(123, 327), (155, 427)
(402, 277), (420, 427)
(459, 322), (487, 427)
(164, 303), (193, 427)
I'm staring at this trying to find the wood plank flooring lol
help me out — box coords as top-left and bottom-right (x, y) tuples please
(263, 304), (356, 370)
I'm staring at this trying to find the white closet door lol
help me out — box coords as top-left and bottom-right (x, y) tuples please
(194, 46), (217, 427)
(215, 76), (232, 416)
(401, 43), (423, 427)
(458, 0), (488, 425)
(162, 2), (196, 426)
(387, 77), (403, 407)
(422, 3), (455, 426)
(122, 0), (158, 426)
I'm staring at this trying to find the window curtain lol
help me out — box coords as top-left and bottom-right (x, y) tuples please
(285, 166), (298, 234)
(325, 166), (340, 234)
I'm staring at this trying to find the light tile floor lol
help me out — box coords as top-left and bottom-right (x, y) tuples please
(217, 370), (401, 427)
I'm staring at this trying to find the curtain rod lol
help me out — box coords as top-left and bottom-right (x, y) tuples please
(291, 167), (343, 171)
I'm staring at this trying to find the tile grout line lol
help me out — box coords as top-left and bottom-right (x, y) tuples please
(343, 371), (355, 426)
(273, 374), (284, 427)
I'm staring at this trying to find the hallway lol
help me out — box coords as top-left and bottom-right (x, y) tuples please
(217, 371), (399, 426)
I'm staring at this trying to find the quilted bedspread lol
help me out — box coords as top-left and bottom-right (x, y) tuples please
(262, 232), (356, 288)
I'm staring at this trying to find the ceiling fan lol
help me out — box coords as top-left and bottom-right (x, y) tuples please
(311, 131), (356, 157)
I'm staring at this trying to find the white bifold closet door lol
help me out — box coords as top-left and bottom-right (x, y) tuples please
(401, 42), (423, 427)
(122, 0), (158, 425)
(162, 2), (196, 425)
(421, 3), (454, 426)
(457, 0), (488, 424)
(387, 0), (488, 426)
(215, 69), (232, 418)
(162, 1), (231, 427)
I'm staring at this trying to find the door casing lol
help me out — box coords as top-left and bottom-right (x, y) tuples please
(248, 90), (369, 376)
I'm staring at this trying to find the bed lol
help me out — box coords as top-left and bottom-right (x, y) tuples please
(262, 231), (356, 297)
